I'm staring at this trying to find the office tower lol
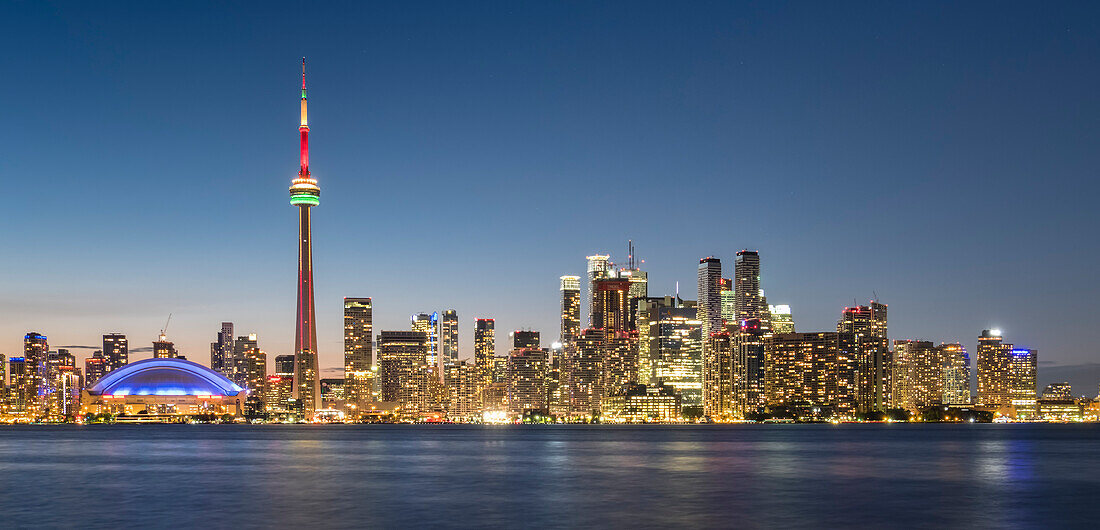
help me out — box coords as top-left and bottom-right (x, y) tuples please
(601, 383), (682, 422)
(474, 319), (495, 385)
(8, 357), (27, 413)
(411, 313), (440, 367)
(892, 340), (941, 411)
(602, 332), (638, 398)
(769, 305), (795, 333)
(245, 347), (267, 406)
(734, 250), (766, 322)
(289, 59), (323, 419)
(636, 296), (676, 385)
(940, 342), (971, 405)
(719, 278), (735, 323)
(560, 276), (581, 348)
(1008, 347), (1038, 419)
(586, 254), (612, 326)
(55, 366), (81, 419)
(654, 302), (704, 412)
(210, 322), (234, 378)
(697, 257), (722, 338)
(512, 330), (540, 350)
(734, 319), (767, 417)
(232, 334), (259, 387)
(704, 326), (734, 419)
(569, 328), (605, 415)
(24, 332), (48, 416)
(838, 302), (889, 411)
(84, 350), (107, 387)
(445, 361), (482, 420)
(440, 309), (459, 366)
(344, 298), (373, 417)
(619, 242), (648, 330)
(507, 347), (548, 415)
(976, 329), (1012, 408)
(377, 331), (428, 404)
(102, 333), (128, 373)
(153, 332), (177, 359)
(592, 277), (630, 334)
(273, 354), (296, 412)
(764, 332), (858, 415)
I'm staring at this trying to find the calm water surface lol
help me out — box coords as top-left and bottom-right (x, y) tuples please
(0, 424), (1097, 528)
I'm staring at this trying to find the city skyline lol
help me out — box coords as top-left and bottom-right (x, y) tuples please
(2, 2), (1098, 388)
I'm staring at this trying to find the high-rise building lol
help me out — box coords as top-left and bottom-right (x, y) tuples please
(507, 347), (548, 415)
(592, 278), (630, 334)
(24, 332), (49, 416)
(84, 350), (107, 388)
(377, 331), (428, 404)
(697, 257), (722, 339)
(976, 329), (1011, 408)
(734, 250), (766, 322)
(289, 59), (323, 419)
(703, 326), (734, 419)
(232, 334), (259, 388)
(474, 319), (495, 385)
(719, 278), (735, 323)
(734, 319), (767, 417)
(838, 302), (889, 411)
(272, 354), (296, 412)
(602, 332), (638, 398)
(560, 276), (581, 348)
(444, 360), (482, 420)
(654, 303), (704, 411)
(586, 254), (612, 326)
(411, 313), (440, 367)
(102, 333), (128, 374)
(636, 296), (676, 385)
(1008, 347), (1038, 419)
(8, 357), (28, 413)
(210, 322), (234, 379)
(892, 340), (941, 411)
(440, 309), (459, 366)
(940, 342), (971, 405)
(768, 305), (795, 334)
(245, 347), (267, 408)
(764, 332), (858, 415)
(569, 328), (605, 415)
(153, 332), (177, 359)
(512, 330), (540, 350)
(344, 298), (373, 417)
(619, 243), (648, 330)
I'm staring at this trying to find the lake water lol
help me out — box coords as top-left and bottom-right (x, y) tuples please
(0, 424), (1096, 528)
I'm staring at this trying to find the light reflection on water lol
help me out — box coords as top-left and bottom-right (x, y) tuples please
(0, 424), (1097, 528)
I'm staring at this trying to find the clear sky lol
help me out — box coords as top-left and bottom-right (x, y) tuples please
(2, 2), (1097, 386)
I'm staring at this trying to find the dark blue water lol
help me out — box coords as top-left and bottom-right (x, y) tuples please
(1, 424), (1097, 528)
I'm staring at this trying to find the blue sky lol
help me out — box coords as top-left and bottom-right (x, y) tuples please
(1, 2), (1097, 387)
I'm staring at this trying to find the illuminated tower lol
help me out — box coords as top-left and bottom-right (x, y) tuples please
(290, 58), (322, 417)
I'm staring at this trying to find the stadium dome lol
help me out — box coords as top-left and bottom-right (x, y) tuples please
(87, 358), (245, 397)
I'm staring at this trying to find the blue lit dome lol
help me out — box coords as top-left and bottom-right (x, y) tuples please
(87, 358), (245, 397)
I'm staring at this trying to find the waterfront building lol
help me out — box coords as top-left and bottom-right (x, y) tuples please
(230, 334), (259, 388)
(569, 328), (605, 415)
(654, 303), (704, 413)
(586, 254), (612, 326)
(838, 302), (890, 411)
(1039, 383), (1081, 421)
(734, 250), (766, 323)
(940, 342), (971, 405)
(81, 358), (246, 418)
(377, 331), (428, 404)
(601, 383), (682, 423)
(734, 319), (767, 417)
(764, 332), (858, 415)
(444, 360), (482, 421)
(976, 329), (1012, 408)
(703, 327), (734, 419)
(491, 355), (508, 384)
(560, 276), (581, 348)
(411, 313), (440, 367)
(24, 332), (49, 416)
(102, 333), (128, 374)
(697, 257), (722, 339)
(344, 297), (373, 417)
(320, 378), (345, 410)
(1008, 347), (1038, 419)
(892, 340), (941, 411)
(636, 296), (676, 385)
(768, 305), (795, 333)
(602, 332), (639, 398)
(474, 318), (495, 385)
(266, 375), (291, 413)
(210, 323), (234, 380)
(245, 347), (267, 408)
(440, 309), (459, 366)
(8, 357), (28, 413)
(507, 348), (548, 415)
(289, 59), (323, 419)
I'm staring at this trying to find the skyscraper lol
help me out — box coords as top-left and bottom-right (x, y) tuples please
(976, 329), (1011, 408)
(655, 302), (704, 412)
(591, 277), (630, 334)
(377, 331), (428, 404)
(940, 342), (971, 405)
(560, 276), (581, 348)
(344, 298), (373, 417)
(512, 330), (540, 350)
(697, 257), (722, 338)
(232, 334), (259, 388)
(102, 333), (128, 374)
(569, 328), (605, 415)
(290, 59), (322, 418)
(8, 357), (28, 413)
(891, 340), (941, 411)
(734, 250), (765, 322)
(210, 322), (234, 380)
(474, 319), (495, 385)
(586, 254), (611, 326)
(23, 332), (49, 416)
(440, 309), (459, 366)
(411, 313), (440, 367)
(838, 301), (889, 411)
(764, 332), (858, 415)
(704, 326), (734, 419)
(84, 351), (107, 388)
(507, 347), (548, 415)
(1008, 347), (1038, 419)
(719, 278), (735, 323)
(734, 319), (767, 417)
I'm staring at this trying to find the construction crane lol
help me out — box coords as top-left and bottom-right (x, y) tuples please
(159, 313), (172, 341)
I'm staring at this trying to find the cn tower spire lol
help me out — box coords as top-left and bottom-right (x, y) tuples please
(299, 57), (310, 178)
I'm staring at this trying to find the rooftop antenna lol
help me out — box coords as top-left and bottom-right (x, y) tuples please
(872, 290), (879, 303)
(628, 240), (635, 270)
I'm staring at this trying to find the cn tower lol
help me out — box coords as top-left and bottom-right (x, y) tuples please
(290, 58), (321, 418)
